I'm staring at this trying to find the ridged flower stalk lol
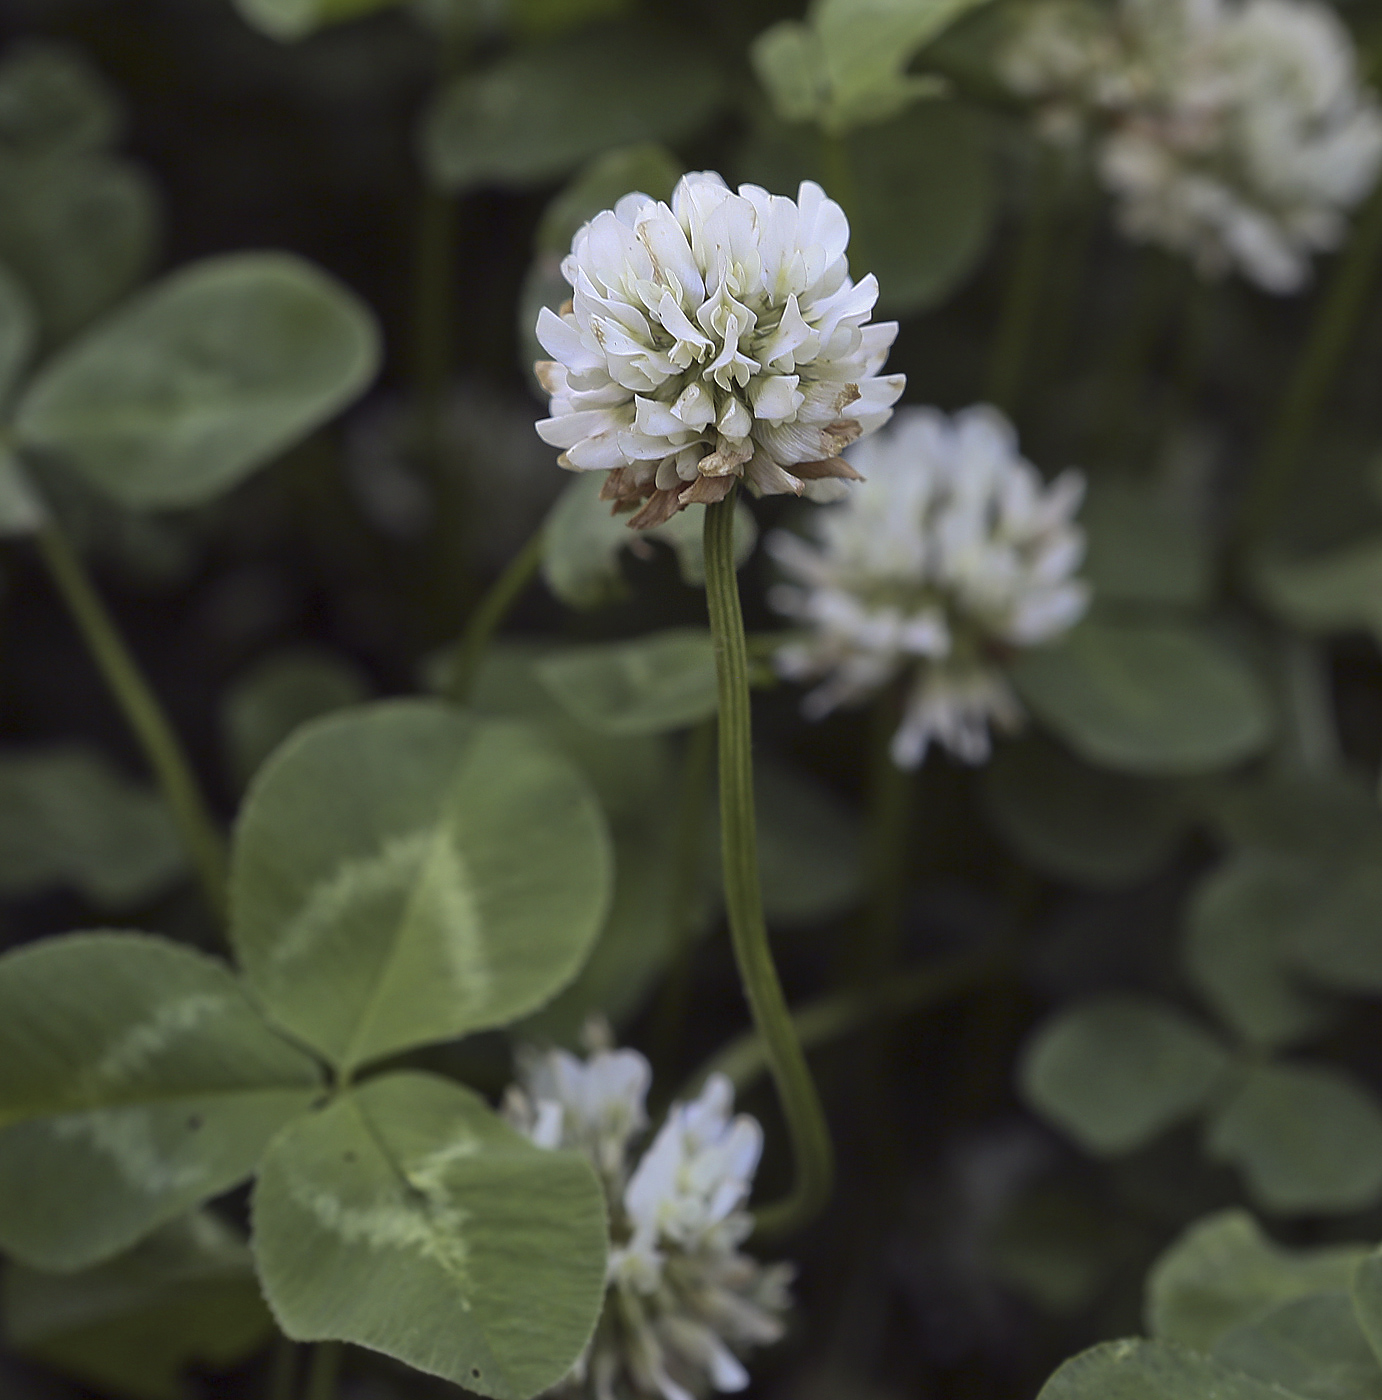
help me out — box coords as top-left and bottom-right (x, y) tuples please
(36, 522), (227, 919)
(703, 490), (833, 1237)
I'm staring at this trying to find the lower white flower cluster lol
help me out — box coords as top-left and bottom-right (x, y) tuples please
(1000, 0), (1382, 292)
(768, 406), (1088, 768)
(505, 1038), (792, 1400)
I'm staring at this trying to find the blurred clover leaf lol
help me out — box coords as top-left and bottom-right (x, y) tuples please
(0, 746), (186, 908)
(232, 0), (407, 41)
(1254, 541), (1382, 645)
(1146, 1209), (1369, 1353)
(1012, 620), (1275, 776)
(2, 1211), (274, 1400)
(421, 29), (724, 192)
(13, 252), (381, 510)
(0, 258), (35, 408)
(1082, 480), (1214, 610)
(0, 41), (123, 158)
(1037, 1338), (1309, 1400)
(229, 700), (613, 1073)
(0, 933), (324, 1272)
(1019, 994), (1231, 1156)
(540, 469), (757, 610)
(984, 735), (1188, 888)
(535, 629), (720, 737)
(750, 0), (994, 134)
(252, 1071), (607, 1397)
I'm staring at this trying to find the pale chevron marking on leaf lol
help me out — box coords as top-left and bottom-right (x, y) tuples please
(51, 1107), (211, 1195)
(271, 830), (434, 969)
(91, 993), (234, 1086)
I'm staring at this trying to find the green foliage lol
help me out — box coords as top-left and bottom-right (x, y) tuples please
(0, 746), (186, 908)
(14, 252), (381, 509)
(421, 30), (725, 192)
(251, 1071), (608, 1397)
(1255, 541), (1382, 644)
(1284, 859), (1382, 993)
(0, 153), (158, 345)
(1146, 1210), (1368, 1352)
(468, 643), (671, 821)
(540, 469), (758, 609)
(1082, 481), (1213, 610)
(230, 700), (613, 1072)
(984, 735), (1187, 888)
(221, 648), (371, 791)
(1350, 1251), (1382, 1365)
(1036, 1338), (1306, 1400)
(536, 629), (719, 736)
(534, 143), (681, 256)
(1012, 620), (1275, 776)
(737, 101), (996, 315)
(233, 0), (406, 41)
(751, 0), (994, 134)
(0, 258), (34, 407)
(1182, 855), (1335, 1050)
(0, 41), (123, 159)
(1020, 995), (1230, 1155)
(0, 445), (46, 535)
(3, 1211), (274, 1400)
(1212, 1291), (1382, 1400)
(0, 933), (322, 1271)
(1205, 1063), (1382, 1215)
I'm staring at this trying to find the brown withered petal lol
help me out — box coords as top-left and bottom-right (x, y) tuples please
(792, 457), (866, 481)
(627, 487), (685, 530)
(678, 474), (736, 507)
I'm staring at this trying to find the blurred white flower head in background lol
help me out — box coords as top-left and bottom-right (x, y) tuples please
(768, 406), (1089, 769)
(534, 170), (905, 529)
(1000, 0), (1382, 292)
(506, 1035), (792, 1400)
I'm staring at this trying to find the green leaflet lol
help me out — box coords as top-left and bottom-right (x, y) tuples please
(1019, 994), (1230, 1156)
(1082, 481), (1213, 610)
(539, 469), (757, 610)
(1146, 1209), (1368, 1352)
(536, 629), (720, 736)
(1283, 858), (1382, 994)
(1212, 1291), (1382, 1400)
(220, 647), (371, 792)
(421, 29), (724, 192)
(750, 0), (994, 134)
(1254, 540), (1382, 645)
(1036, 1338), (1308, 1400)
(984, 736), (1187, 889)
(1205, 1063), (1382, 1216)
(0, 745), (185, 908)
(14, 252), (381, 509)
(232, 0), (405, 41)
(0, 933), (322, 1271)
(0, 40), (124, 160)
(1351, 1251), (1382, 1367)
(251, 1071), (608, 1399)
(1182, 855), (1335, 1051)
(3, 1211), (273, 1400)
(0, 151), (158, 344)
(1012, 620), (1275, 776)
(230, 700), (613, 1072)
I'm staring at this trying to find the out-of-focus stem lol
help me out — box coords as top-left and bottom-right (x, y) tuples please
(302, 1342), (341, 1400)
(704, 491), (834, 1238)
(444, 526), (545, 703)
(986, 144), (1062, 417)
(690, 951), (999, 1098)
(1236, 181), (1382, 554)
(860, 689), (914, 981)
(36, 523), (227, 920)
(268, 1335), (297, 1400)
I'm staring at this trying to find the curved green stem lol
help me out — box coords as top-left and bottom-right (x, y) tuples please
(445, 526), (545, 703)
(703, 491), (833, 1238)
(986, 144), (1062, 416)
(689, 951), (999, 1100)
(36, 523), (227, 920)
(1236, 181), (1382, 554)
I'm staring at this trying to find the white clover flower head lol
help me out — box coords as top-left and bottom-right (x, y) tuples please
(767, 405), (1089, 769)
(534, 170), (905, 529)
(507, 1047), (792, 1400)
(1000, 0), (1382, 292)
